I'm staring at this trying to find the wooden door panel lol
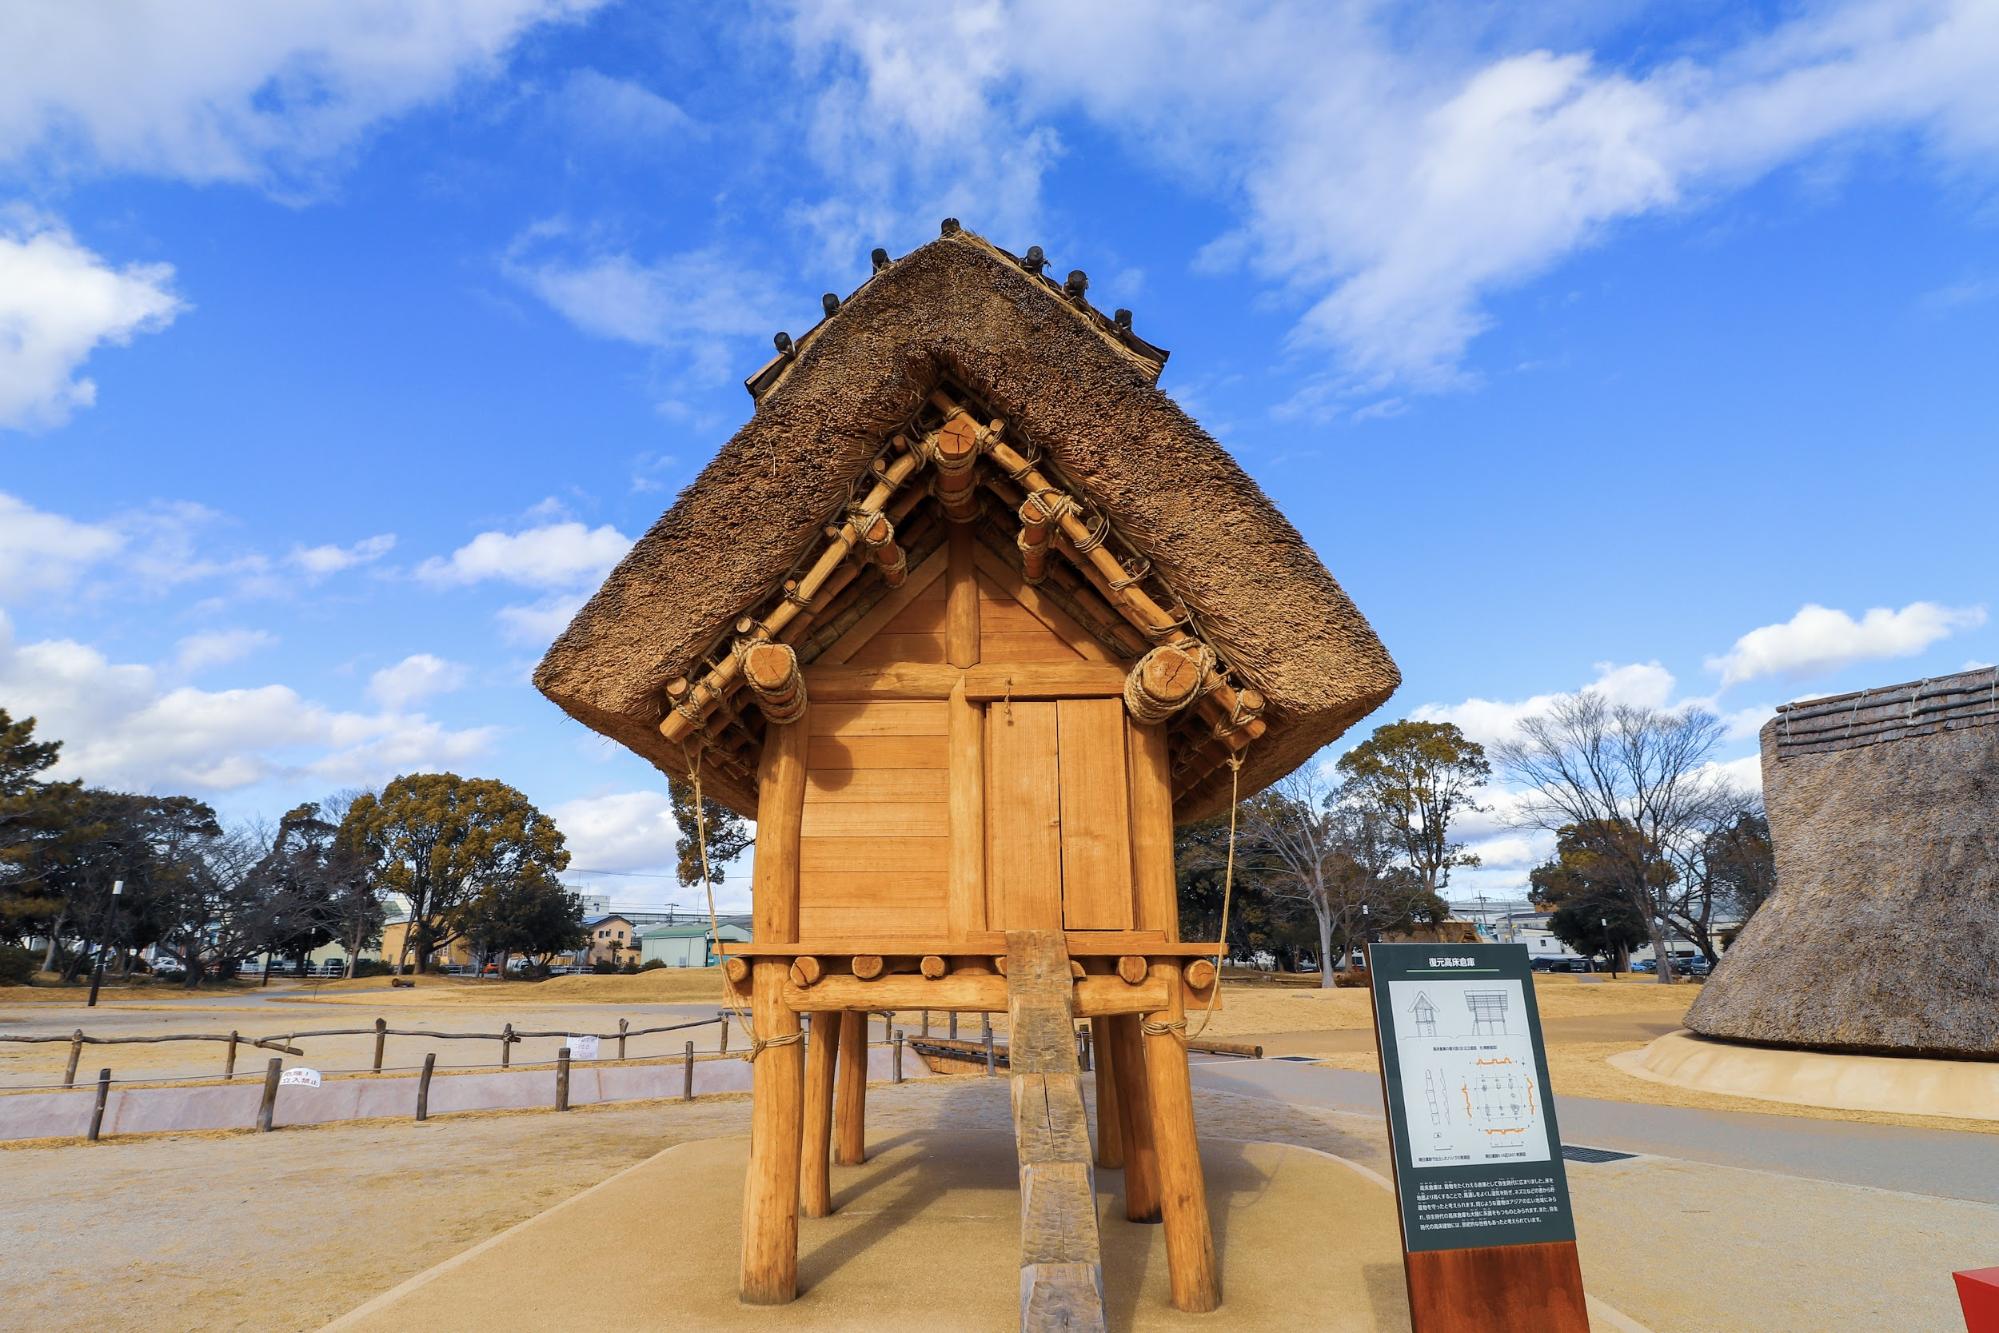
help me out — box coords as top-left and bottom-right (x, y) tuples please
(986, 701), (1062, 929)
(1058, 698), (1135, 930)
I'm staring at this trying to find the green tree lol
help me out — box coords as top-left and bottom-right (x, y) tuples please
(458, 871), (587, 975)
(669, 775), (753, 891)
(340, 774), (570, 973)
(1705, 809), (1776, 925)
(1528, 822), (1660, 973)
(0, 710), (78, 946)
(1336, 719), (1490, 897)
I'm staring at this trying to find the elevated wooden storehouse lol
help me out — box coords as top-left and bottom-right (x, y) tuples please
(536, 222), (1398, 1324)
(1688, 666), (1999, 1058)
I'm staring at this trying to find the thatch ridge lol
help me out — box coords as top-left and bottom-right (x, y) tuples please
(535, 227), (1399, 818)
(1686, 665), (1999, 1058)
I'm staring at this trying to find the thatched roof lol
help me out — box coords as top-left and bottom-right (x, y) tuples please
(534, 224), (1398, 820)
(1686, 666), (1999, 1058)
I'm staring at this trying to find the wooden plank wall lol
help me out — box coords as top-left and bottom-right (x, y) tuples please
(799, 700), (950, 938)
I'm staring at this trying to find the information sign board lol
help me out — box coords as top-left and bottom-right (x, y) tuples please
(1369, 943), (1576, 1253)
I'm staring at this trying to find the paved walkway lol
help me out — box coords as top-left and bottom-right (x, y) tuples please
(1191, 1058), (1999, 1206)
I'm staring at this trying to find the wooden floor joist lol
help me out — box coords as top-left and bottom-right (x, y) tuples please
(1007, 930), (1108, 1333)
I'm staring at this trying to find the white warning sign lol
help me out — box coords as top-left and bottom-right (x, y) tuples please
(566, 1035), (600, 1060)
(279, 1067), (322, 1088)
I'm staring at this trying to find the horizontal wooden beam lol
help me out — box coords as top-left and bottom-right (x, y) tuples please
(723, 934), (1222, 957)
(780, 973), (1169, 1016)
(962, 663), (1129, 702)
(803, 663), (963, 700)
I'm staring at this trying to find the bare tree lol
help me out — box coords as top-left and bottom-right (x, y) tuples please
(1494, 694), (1740, 983)
(1237, 768), (1443, 987)
(1658, 793), (1768, 965)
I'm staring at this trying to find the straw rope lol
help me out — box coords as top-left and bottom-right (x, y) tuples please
(682, 742), (784, 1061)
(1186, 749), (1246, 1043)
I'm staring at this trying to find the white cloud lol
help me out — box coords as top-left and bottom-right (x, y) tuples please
(0, 610), (492, 792)
(502, 220), (784, 375)
(551, 69), (695, 142)
(0, 212), (184, 430)
(1414, 660), (1676, 746)
(174, 628), (276, 673)
(1705, 601), (1988, 686)
(552, 790), (682, 873)
(290, 533), (395, 577)
(417, 520), (631, 590)
(0, 491), (123, 598)
(498, 593), (587, 644)
(785, 0), (1999, 397)
(0, 1), (605, 189)
(367, 653), (468, 708)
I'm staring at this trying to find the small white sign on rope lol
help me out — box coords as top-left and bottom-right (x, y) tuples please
(279, 1068), (322, 1088)
(566, 1035), (600, 1060)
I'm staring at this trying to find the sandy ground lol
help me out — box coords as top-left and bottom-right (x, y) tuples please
(3, 1074), (1990, 1332)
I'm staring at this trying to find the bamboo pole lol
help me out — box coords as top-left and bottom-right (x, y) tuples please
(801, 1009), (840, 1218)
(1143, 963), (1219, 1312)
(834, 1010), (867, 1166)
(660, 448), (926, 745)
(740, 959), (803, 1304)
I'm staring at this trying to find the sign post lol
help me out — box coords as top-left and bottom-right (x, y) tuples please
(1369, 943), (1588, 1332)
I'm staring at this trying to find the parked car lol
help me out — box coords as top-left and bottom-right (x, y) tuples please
(1541, 957), (1595, 973)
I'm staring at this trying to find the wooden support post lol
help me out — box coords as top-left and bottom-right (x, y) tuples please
(501, 1023), (513, 1068)
(618, 1018), (629, 1061)
(1078, 1024), (1092, 1071)
(87, 1068), (111, 1142)
(224, 1030), (239, 1080)
(1091, 1018), (1123, 1169)
(1105, 1015), (1159, 1222)
(835, 1009), (867, 1166)
(949, 1012), (959, 1041)
(740, 959), (803, 1305)
(683, 1041), (695, 1100)
(256, 1057), (281, 1133)
(801, 1009), (841, 1219)
(921, 1009), (931, 1037)
(1143, 962), (1219, 1313)
(983, 1015), (996, 1077)
(718, 1012), (729, 1056)
(417, 1053), (435, 1121)
(556, 1047), (571, 1111)
(372, 1017), (386, 1073)
(65, 1030), (82, 1088)
(893, 1030), (905, 1083)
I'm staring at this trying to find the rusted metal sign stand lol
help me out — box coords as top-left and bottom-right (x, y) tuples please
(1369, 942), (1588, 1332)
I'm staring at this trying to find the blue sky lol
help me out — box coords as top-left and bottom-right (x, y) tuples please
(3, 1), (1996, 912)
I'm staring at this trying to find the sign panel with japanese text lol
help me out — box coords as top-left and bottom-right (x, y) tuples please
(1369, 943), (1576, 1253)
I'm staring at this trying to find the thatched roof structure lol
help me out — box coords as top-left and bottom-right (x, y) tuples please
(1686, 666), (1999, 1058)
(535, 223), (1398, 820)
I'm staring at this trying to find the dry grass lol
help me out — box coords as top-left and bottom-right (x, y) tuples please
(276, 969), (726, 1007)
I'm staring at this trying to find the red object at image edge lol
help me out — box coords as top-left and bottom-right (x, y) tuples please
(1959, 1267), (1999, 1333)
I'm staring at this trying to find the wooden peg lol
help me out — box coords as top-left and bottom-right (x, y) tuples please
(1117, 955), (1149, 986)
(852, 954), (885, 981)
(789, 956), (826, 988)
(919, 955), (948, 980)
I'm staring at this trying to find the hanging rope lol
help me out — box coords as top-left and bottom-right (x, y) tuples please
(1187, 748), (1247, 1042)
(683, 741), (783, 1060)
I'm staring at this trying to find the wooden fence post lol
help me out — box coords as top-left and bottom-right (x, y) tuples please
(717, 1010), (728, 1055)
(683, 1041), (695, 1101)
(224, 1030), (239, 1080)
(893, 1030), (904, 1084)
(87, 1068), (111, 1142)
(501, 1023), (513, 1069)
(619, 1018), (629, 1062)
(949, 1012), (959, 1041)
(417, 1053), (435, 1121)
(65, 1030), (83, 1088)
(372, 1018), (386, 1073)
(921, 1009), (931, 1037)
(556, 1047), (571, 1111)
(1079, 1024), (1092, 1071)
(256, 1057), (281, 1133)
(982, 1016), (995, 1077)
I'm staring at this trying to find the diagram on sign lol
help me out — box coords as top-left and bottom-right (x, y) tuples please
(1387, 978), (1551, 1169)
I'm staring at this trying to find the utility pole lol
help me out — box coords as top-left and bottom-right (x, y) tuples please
(86, 880), (122, 1008)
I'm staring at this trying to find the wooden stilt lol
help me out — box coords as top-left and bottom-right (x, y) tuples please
(801, 1009), (841, 1218)
(1091, 1016), (1123, 1169)
(740, 960), (803, 1305)
(834, 1008), (868, 1166)
(1143, 962), (1219, 1313)
(1105, 1013), (1160, 1222)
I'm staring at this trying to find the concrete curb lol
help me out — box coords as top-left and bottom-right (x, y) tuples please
(0, 1046), (919, 1142)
